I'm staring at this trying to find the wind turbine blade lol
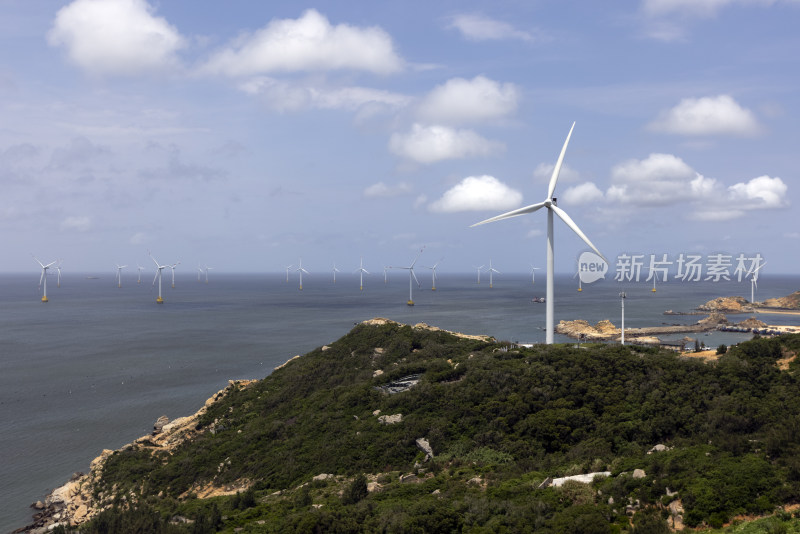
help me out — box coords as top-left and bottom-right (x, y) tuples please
(152, 271), (159, 286)
(411, 269), (420, 287)
(39, 270), (45, 287)
(547, 122), (575, 200)
(410, 247), (424, 268)
(150, 255), (160, 268)
(470, 201), (547, 227)
(551, 204), (606, 262)
(32, 255), (45, 268)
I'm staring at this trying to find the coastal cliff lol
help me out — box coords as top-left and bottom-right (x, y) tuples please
(19, 319), (800, 533)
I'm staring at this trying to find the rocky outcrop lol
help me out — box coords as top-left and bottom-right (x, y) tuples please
(736, 317), (768, 329)
(697, 296), (750, 312)
(556, 320), (619, 341)
(20, 380), (257, 533)
(361, 318), (494, 342)
(762, 291), (800, 309)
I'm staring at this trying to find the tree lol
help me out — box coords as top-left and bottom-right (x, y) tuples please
(342, 473), (368, 505)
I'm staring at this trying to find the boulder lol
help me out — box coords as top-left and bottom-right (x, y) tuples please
(153, 415), (169, 434)
(415, 437), (434, 460)
(378, 414), (403, 425)
(632, 469), (646, 479)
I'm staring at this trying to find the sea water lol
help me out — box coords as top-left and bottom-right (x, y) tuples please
(2, 272), (799, 531)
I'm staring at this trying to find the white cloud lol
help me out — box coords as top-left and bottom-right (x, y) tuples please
(239, 77), (410, 112)
(448, 14), (537, 42)
(642, 0), (733, 18)
(363, 181), (412, 198)
(201, 9), (403, 76)
(728, 175), (788, 209)
(416, 76), (520, 125)
(60, 215), (92, 232)
(607, 153), (716, 205)
(562, 182), (605, 205)
(48, 0), (185, 76)
(429, 175), (522, 213)
(389, 124), (503, 164)
(649, 95), (760, 136)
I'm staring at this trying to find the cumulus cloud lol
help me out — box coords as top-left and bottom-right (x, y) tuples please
(363, 181), (412, 198)
(389, 124), (503, 164)
(447, 13), (538, 42)
(607, 153), (713, 205)
(239, 77), (410, 112)
(728, 175), (788, 209)
(429, 175), (522, 213)
(48, 0), (185, 76)
(60, 215), (92, 232)
(416, 76), (520, 125)
(201, 9), (403, 76)
(562, 182), (605, 205)
(649, 95), (760, 136)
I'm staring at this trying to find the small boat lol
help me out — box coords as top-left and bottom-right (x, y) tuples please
(531, 297), (546, 303)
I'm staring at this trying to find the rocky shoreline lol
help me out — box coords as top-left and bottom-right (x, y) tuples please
(15, 379), (258, 534)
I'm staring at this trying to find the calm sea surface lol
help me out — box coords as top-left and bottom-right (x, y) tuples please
(2, 272), (799, 531)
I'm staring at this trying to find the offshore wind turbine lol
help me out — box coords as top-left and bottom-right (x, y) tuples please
(137, 264), (145, 284)
(115, 264), (127, 288)
(472, 123), (606, 344)
(383, 266), (389, 284)
(425, 259), (443, 291)
(284, 264), (293, 283)
(33, 256), (57, 302)
(56, 261), (63, 288)
(749, 261), (767, 304)
(473, 265), (485, 284)
(389, 247), (423, 306)
(355, 257), (369, 290)
(149, 252), (167, 303)
(530, 265), (541, 284)
(487, 260), (500, 288)
(332, 263), (341, 284)
(197, 265), (203, 282)
(295, 259), (309, 290)
(168, 262), (180, 288)
(198, 264), (212, 283)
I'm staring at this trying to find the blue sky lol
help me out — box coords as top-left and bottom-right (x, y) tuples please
(1, 0), (797, 275)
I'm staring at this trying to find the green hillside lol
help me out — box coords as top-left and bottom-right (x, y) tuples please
(52, 320), (800, 533)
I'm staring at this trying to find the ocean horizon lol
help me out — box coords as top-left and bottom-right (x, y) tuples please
(3, 272), (799, 531)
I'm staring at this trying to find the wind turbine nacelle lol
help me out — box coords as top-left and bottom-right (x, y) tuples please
(578, 251), (608, 284)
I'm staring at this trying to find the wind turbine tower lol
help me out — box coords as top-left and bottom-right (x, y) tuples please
(530, 265), (541, 284)
(56, 261), (63, 288)
(425, 259), (443, 291)
(389, 248), (423, 306)
(149, 252), (167, 303)
(487, 260), (500, 288)
(33, 256), (56, 302)
(355, 257), (369, 291)
(115, 264), (127, 288)
(750, 262), (767, 304)
(472, 123), (606, 344)
(473, 265), (484, 284)
(168, 262), (180, 288)
(295, 259), (309, 290)
(137, 264), (145, 284)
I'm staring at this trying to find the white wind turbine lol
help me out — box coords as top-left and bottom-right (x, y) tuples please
(389, 248), (423, 306)
(33, 256), (57, 302)
(198, 264), (212, 283)
(425, 259), (443, 291)
(149, 251), (167, 303)
(137, 264), (145, 284)
(295, 259), (309, 290)
(749, 261), (767, 304)
(472, 123), (606, 344)
(115, 264), (127, 288)
(168, 262), (180, 288)
(383, 266), (389, 284)
(487, 260), (500, 288)
(473, 265), (485, 284)
(355, 257), (369, 291)
(284, 264), (293, 283)
(530, 265), (541, 284)
(56, 261), (63, 288)
(333, 263), (341, 284)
